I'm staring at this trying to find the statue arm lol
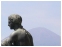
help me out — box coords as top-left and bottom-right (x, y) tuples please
(28, 34), (34, 46)
(29, 35), (34, 46)
(26, 32), (34, 46)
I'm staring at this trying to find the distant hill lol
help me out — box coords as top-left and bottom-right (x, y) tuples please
(29, 27), (61, 46)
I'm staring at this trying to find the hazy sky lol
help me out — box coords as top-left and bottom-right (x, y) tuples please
(1, 1), (61, 40)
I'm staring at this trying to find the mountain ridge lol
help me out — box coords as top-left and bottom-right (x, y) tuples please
(29, 27), (61, 46)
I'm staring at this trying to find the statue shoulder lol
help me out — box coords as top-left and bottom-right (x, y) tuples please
(10, 28), (26, 38)
(10, 28), (24, 36)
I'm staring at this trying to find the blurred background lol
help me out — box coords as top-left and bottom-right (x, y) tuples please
(1, 1), (61, 46)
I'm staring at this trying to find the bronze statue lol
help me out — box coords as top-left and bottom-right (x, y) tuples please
(1, 14), (34, 46)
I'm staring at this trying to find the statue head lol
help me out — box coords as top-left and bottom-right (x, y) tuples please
(8, 14), (22, 29)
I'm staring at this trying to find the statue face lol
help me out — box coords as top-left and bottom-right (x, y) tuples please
(8, 19), (14, 29)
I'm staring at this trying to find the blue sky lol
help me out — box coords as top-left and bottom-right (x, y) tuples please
(1, 1), (61, 40)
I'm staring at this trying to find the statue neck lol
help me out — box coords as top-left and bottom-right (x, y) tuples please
(14, 25), (23, 30)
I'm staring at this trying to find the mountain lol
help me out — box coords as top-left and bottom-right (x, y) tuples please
(29, 27), (61, 46)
